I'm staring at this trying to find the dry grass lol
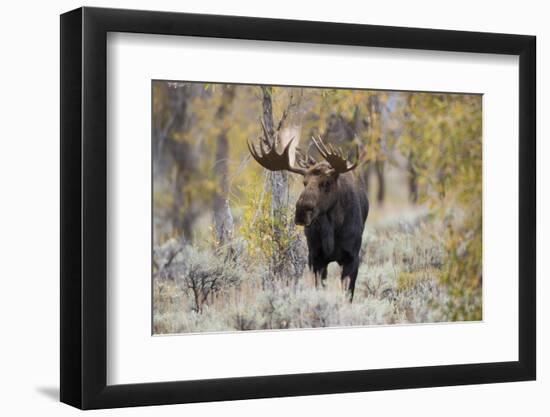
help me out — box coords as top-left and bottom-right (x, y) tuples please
(153, 206), (460, 334)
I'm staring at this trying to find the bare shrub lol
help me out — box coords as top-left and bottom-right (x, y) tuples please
(152, 207), (468, 334)
(153, 240), (244, 313)
(178, 246), (243, 312)
(153, 238), (184, 281)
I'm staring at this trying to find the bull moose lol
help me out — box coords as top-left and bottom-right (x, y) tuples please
(248, 128), (368, 301)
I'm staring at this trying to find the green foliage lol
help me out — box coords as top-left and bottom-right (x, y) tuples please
(236, 172), (304, 281)
(394, 93), (483, 320)
(237, 172), (273, 265)
(440, 207), (482, 321)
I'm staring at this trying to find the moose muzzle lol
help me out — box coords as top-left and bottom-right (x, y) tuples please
(295, 200), (316, 227)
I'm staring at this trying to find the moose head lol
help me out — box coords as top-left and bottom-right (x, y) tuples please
(247, 124), (359, 227)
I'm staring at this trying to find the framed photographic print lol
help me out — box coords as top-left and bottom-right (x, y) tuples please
(60, 6), (536, 409)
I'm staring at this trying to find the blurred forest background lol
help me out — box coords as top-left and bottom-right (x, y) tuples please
(152, 81), (482, 334)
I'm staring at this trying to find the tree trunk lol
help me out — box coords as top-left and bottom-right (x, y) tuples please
(408, 154), (418, 203)
(351, 105), (370, 189)
(261, 87), (289, 217)
(260, 87), (290, 279)
(160, 83), (201, 241)
(375, 160), (385, 203)
(366, 95), (386, 204)
(213, 86), (236, 246)
(169, 86), (192, 238)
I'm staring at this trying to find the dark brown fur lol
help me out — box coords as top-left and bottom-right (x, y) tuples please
(295, 162), (368, 301)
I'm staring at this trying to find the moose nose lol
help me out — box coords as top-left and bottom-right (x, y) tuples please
(295, 202), (314, 226)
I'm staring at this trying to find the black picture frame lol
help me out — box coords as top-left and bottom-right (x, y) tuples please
(60, 6), (536, 410)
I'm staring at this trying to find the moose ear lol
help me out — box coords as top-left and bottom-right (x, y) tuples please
(326, 168), (339, 179)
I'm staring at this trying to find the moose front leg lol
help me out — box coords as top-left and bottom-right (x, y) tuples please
(341, 258), (359, 302)
(313, 264), (328, 289)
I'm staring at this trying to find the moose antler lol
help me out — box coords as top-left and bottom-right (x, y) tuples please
(295, 147), (317, 169)
(311, 135), (359, 174)
(247, 136), (306, 176)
